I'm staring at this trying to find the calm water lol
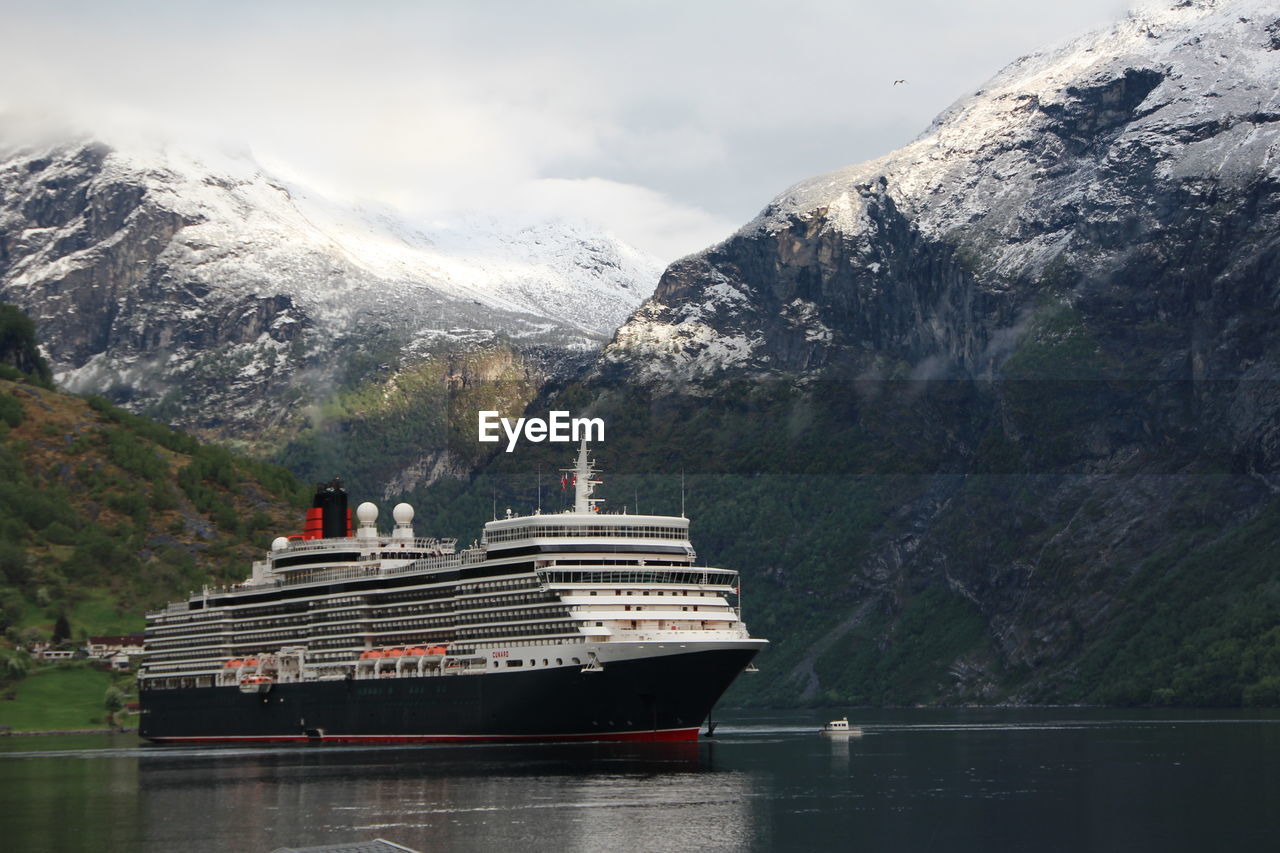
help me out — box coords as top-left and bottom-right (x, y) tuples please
(1, 708), (1277, 852)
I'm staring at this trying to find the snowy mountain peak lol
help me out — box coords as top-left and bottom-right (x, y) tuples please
(602, 0), (1280, 386)
(755, 0), (1280, 247)
(5, 139), (659, 337)
(0, 136), (662, 440)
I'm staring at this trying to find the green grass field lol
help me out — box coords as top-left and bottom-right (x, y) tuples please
(15, 588), (144, 638)
(68, 589), (145, 636)
(0, 664), (118, 731)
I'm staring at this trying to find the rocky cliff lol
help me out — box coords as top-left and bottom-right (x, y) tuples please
(543, 0), (1280, 706)
(608, 1), (1279, 392)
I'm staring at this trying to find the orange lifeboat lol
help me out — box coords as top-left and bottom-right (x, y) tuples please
(426, 645), (448, 655)
(409, 647), (427, 656)
(387, 648), (406, 658)
(238, 675), (273, 694)
(225, 659), (243, 668)
(366, 649), (385, 659)
(243, 657), (259, 666)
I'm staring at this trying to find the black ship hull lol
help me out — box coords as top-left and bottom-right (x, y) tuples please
(140, 647), (756, 743)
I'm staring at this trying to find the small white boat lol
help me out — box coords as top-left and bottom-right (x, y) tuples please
(821, 717), (862, 737)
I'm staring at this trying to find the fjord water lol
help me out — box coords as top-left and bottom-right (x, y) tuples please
(1, 709), (1276, 852)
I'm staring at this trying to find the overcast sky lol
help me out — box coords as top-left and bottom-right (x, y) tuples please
(0, 0), (1142, 261)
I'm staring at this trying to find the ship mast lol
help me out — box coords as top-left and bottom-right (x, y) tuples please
(564, 438), (603, 513)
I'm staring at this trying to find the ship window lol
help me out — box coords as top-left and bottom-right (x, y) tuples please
(556, 658), (563, 665)
(572, 657), (581, 665)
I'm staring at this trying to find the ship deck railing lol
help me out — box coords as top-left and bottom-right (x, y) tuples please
(198, 548), (489, 597)
(273, 536), (458, 555)
(537, 566), (737, 586)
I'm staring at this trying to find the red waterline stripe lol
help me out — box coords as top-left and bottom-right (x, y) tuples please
(148, 727), (700, 745)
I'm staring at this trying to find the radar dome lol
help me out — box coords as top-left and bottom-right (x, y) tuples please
(393, 503), (414, 524)
(271, 537), (290, 551)
(356, 502), (379, 524)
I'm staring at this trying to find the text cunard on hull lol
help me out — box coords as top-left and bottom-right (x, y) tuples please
(139, 441), (767, 743)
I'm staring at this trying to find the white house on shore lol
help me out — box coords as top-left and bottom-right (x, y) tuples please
(87, 635), (145, 669)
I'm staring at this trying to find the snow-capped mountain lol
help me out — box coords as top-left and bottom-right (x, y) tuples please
(604, 0), (1280, 387)
(0, 138), (662, 441)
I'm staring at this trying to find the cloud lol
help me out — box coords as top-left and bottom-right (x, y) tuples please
(509, 177), (739, 262)
(0, 0), (1136, 261)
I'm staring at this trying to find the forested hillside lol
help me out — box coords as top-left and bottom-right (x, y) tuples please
(0, 309), (306, 695)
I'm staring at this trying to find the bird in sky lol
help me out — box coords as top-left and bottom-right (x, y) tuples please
(893, 79), (907, 85)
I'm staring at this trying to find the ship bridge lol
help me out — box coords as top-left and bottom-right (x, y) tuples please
(481, 440), (694, 559)
(483, 513), (691, 551)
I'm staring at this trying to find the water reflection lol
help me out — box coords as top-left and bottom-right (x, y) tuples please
(0, 733), (142, 852)
(3, 711), (1279, 853)
(137, 741), (755, 853)
(827, 733), (852, 774)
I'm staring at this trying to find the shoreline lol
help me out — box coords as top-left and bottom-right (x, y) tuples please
(1, 726), (138, 737)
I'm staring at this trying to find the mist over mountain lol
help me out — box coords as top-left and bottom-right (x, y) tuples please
(436, 0), (1280, 707)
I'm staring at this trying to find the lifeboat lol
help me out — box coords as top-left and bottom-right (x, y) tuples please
(365, 649), (385, 659)
(243, 657), (259, 667)
(387, 648), (406, 658)
(426, 645), (448, 655)
(238, 675), (273, 694)
(409, 647), (427, 656)
(225, 659), (243, 668)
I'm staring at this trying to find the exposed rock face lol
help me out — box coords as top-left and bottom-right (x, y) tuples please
(0, 140), (662, 457)
(608, 1), (1280, 392)
(585, 0), (1280, 704)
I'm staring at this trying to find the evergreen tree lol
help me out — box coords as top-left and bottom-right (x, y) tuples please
(52, 612), (71, 645)
(0, 303), (53, 387)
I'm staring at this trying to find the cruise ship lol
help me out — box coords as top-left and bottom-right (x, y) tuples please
(138, 442), (767, 743)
